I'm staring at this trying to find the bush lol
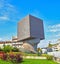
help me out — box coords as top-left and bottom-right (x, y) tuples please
(42, 54), (49, 57)
(0, 52), (8, 61)
(2, 53), (8, 60)
(12, 47), (19, 52)
(0, 52), (5, 59)
(47, 55), (53, 60)
(15, 54), (23, 63)
(0, 48), (3, 51)
(37, 48), (42, 56)
(9, 54), (23, 64)
(3, 45), (12, 53)
(0, 52), (23, 64)
(42, 54), (53, 60)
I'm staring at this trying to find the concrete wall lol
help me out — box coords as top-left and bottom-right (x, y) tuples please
(18, 15), (44, 41)
(18, 15), (30, 41)
(17, 15), (45, 51)
(30, 15), (44, 40)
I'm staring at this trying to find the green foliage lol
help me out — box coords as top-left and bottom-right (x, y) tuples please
(37, 48), (42, 56)
(12, 47), (19, 52)
(48, 43), (52, 48)
(42, 54), (49, 57)
(0, 52), (23, 64)
(37, 48), (42, 52)
(46, 55), (53, 60)
(42, 54), (53, 60)
(1, 45), (20, 53)
(0, 47), (3, 51)
(23, 53), (37, 56)
(3, 45), (12, 53)
(9, 54), (23, 64)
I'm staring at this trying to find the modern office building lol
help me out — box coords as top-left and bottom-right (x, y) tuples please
(18, 15), (45, 51)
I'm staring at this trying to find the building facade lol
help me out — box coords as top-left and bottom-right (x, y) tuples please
(18, 15), (44, 51)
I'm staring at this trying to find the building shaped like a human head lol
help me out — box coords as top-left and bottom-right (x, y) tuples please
(17, 15), (44, 52)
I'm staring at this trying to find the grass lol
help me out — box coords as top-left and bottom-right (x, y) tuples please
(0, 59), (59, 64)
(0, 59), (13, 64)
(21, 59), (59, 64)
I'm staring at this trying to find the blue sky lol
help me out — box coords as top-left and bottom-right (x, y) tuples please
(0, 0), (60, 48)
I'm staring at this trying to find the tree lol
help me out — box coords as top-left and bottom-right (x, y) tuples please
(37, 48), (42, 56)
(48, 43), (52, 48)
(3, 45), (13, 53)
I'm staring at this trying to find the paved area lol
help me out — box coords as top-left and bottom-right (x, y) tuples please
(23, 56), (46, 59)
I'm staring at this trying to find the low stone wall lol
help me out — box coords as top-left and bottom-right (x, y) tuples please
(23, 56), (46, 59)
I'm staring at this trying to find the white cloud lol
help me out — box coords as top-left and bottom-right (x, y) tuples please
(0, 0), (20, 23)
(38, 40), (48, 48)
(0, 16), (9, 20)
(48, 24), (60, 32)
(49, 29), (60, 32)
(48, 24), (60, 29)
(38, 39), (57, 48)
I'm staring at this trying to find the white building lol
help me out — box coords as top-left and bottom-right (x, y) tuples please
(0, 37), (23, 48)
(0, 41), (12, 48)
(52, 39), (60, 51)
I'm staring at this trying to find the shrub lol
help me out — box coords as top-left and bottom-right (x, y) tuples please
(0, 48), (3, 51)
(0, 52), (8, 61)
(9, 53), (23, 64)
(3, 45), (12, 53)
(12, 47), (19, 52)
(42, 54), (49, 57)
(37, 48), (42, 56)
(0, 52), (23, 64)
(0, 52), (5, 59)
(16, 54), (23, 63)
(9, 54), (15, 59)
(47, 55), (53, 60)
(2, 53), (8, 60)
(9, 54), (16, 63)
(42, 54), (53, 60)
